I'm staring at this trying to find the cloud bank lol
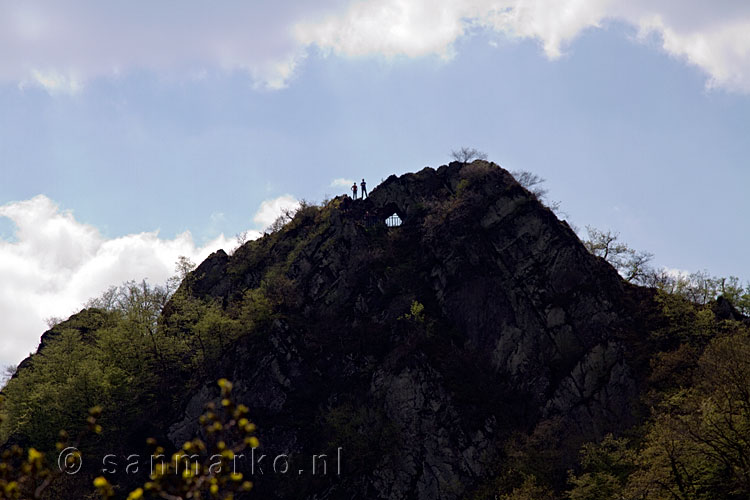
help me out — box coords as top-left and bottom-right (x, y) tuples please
(296, 0), (750, 92)
(2, 1), (750, 93)
(1, 0), (343, 92)
(0, 194), (296, 368)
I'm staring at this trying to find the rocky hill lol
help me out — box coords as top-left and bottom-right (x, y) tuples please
(153, 160), (655, 499)
(7, 160), (750, 500)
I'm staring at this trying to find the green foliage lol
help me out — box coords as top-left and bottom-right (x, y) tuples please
(567, 472), (622, 500)
(85, 280), (171, 332)
(96, 379), (258, 500)
(562, 263), (750, 500)
(652, 290), (716, 347)
(167, 256), (196, 293)
(189, 302), (242, 370)
(503, 417), (583, 491)
(577, 435), (636, 483)
(583, 226), (750, 315)
(421, 163), (497, 234)
(1, 380), (258, 500)
(566, 435), (635, 500)
(567, 329), (750, 500)
(0, 406), (101, 499)
(265, 199), (318, 234)
(396, 300), (438, 342)
(646, 343), (700, 396)
(238, 288), (274, 332)
(399, 300), (425, 324)
(498, 475), (556, 500)
(718, 276), (750, 315)
(655, 269), (727, 305)
(455, 178), (470, 198)
(0, 329), (112, 447)
(0, 258), (247, 449)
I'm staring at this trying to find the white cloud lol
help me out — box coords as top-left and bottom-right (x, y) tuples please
(24, 69), (83, 94)
(663, 267), (692, 280)
(295, 0), (750, 93)
(330, 178), (355, 188)
(2, 2), (750, 92)
(633, 11), (750, 92)
(253, 195), (301, 230)
(294, 0), (468, 59)
(0, 194), (299, 369)
(0, 1), (343, 91)
(292, 0), (608, 61)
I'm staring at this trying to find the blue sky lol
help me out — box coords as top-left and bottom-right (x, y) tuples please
(2, 1), (750, 367)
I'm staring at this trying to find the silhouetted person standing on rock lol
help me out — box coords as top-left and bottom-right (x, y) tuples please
(360, 179), (367, 199)
(351, 182), (358, 199)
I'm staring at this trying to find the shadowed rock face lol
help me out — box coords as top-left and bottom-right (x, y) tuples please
(167, 161), (651, 499)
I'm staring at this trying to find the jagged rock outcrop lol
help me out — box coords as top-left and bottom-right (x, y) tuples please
(165, 161), (652, 499)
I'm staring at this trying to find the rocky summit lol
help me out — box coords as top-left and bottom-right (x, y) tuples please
(159, 160), (653, 499)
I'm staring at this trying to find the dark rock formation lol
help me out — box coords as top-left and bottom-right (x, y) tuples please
(164, 161), (653, 499)
(713, 295), (747, 323)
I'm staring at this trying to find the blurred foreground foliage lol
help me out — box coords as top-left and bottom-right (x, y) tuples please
(1, 380), (257, 500)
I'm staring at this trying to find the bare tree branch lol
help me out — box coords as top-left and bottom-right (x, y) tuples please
(450, 147), (487, 164)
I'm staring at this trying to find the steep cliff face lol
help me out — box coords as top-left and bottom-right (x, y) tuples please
(164, 161), (653, 499)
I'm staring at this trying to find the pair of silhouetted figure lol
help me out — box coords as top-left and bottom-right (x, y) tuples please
(351, 179), (367, 199)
